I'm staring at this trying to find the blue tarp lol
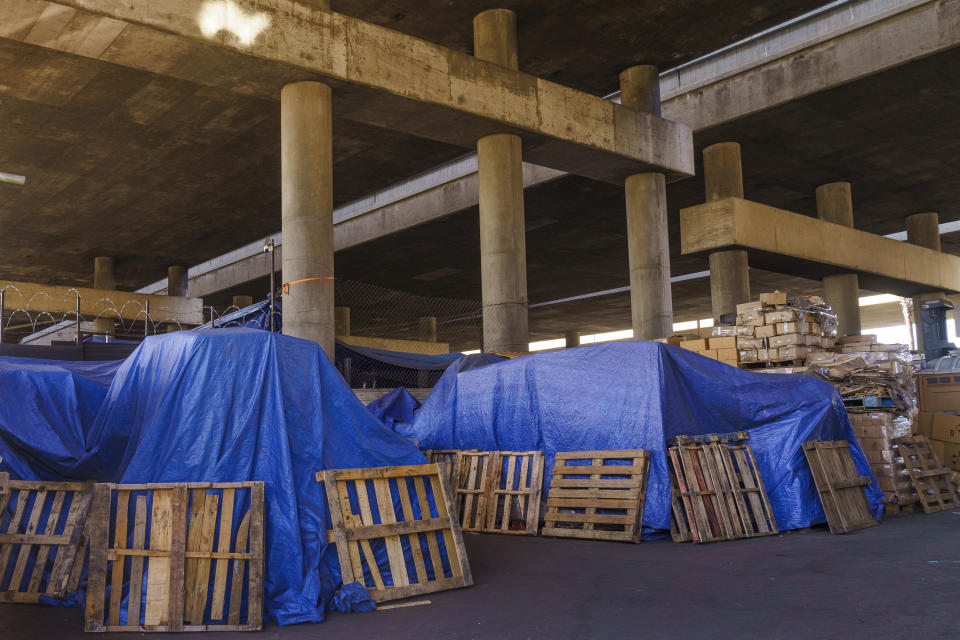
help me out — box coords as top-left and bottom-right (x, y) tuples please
(0, 329), (425, 625)
(366, 388), (421, 431)
(400, 341), (884, 534)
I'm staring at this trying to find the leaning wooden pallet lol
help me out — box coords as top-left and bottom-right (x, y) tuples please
(85, 482), (265, 633)
(484, 451), (545, 535)
(0, 480), (94, 603)
(422, 450), (463, 490)
(668, 436), (777, 543)
(802, 440), (878, 534)
(454, 451), (495, 532)
(893, 435), (960, 514)
(320, 463), (473, 603)
(542, 450), (650, 543)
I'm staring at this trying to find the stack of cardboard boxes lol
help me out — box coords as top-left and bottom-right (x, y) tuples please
(915, 413), (960, 472)
(849, 412), (917, 507)
(676, 335), (740, 367)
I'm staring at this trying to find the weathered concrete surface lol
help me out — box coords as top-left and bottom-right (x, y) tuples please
(6, 0), (694, 183)
(418, 316), (437, 343)
(338, 334), (449, 355)
(681, 197), (960, 296)
(816, 182), (861, 336)
(907, 211), (946, 353)
(0, 279), (202, 324)
(166, 265), (188, 297)
(280, 81), (335, 358)
(709, 249), (751, 320)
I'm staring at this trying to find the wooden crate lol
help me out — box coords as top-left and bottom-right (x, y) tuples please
(893, 435), (960, 514)
(542, 450), (650, 543)
(454, 451), (495, 532)
(0, 480), (93, 603)
(484, 452), (544, 535)
(320, 463), (472, 603)
(85, 482), (265, 632)
(668, 440), (777, 543)
(802, 440), (878, 534)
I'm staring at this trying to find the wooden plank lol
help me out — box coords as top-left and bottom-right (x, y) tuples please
(144, 489), (173, 626)
(0, 488), (30, 580)
(183, 488), (206, 625)
(320, 465), (443, 482)
(246, 483), (265, 631)
(8, 489), (47, 593)
(227, 511), (251, 626)
(395, 477), (428, 586)
(166, 486), (188, 632)
(322, 471), (355, 587)
(84, 483), (112, 632)
(108, 491), (129, 626)
(413, 474), (444, 581)
(127, 496), (148, 628)
(188, 493), (220, 625)
(354, 479), (386, 591)
(210, 488), (235, 618)
(433, 467), (472, 587)
(373, 477), (408, 588)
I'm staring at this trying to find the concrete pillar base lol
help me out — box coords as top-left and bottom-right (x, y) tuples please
(335, 307), (351, 337)
(232, 295), (254, 309)
(419, 316), (438, 343)
(709, 249), (750, 322)
(822, 273), (861, 336)
(564, 330), (580, 349)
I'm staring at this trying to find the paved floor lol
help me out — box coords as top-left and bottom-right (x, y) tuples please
(3, 511), (958, 639)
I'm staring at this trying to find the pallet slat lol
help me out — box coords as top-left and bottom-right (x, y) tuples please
(319, 463), (472, 603)
(542, 450), (650, 543)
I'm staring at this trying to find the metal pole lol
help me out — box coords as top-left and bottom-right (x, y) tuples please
(145, 300), (150, 338)
(0, 289), (5, 344)
(76, 294), (81, 345)
(264, 238), (276, 333)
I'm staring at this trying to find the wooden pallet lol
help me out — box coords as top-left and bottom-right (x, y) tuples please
(668, 441), (777, 543)
(0, 472), (8, 494)
(0, 480), (93, 603)
(893, 435), (960, 514)
(85, 482), (265, 632)
(802, 440), (878, 534)
(542, 450), (650, 543)
(320, 463), (472, 603)
(454, 451), (495, 532)
(483, 452), (544, 535)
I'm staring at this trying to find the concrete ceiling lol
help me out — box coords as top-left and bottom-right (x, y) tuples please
(0, 0), (826, 291)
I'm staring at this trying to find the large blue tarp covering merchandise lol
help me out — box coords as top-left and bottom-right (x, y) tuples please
(0, 332), (885, 625)
(0, 329), (424, 625)
(401, 341), (884, 534)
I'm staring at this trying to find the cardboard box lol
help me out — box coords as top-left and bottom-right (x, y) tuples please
(849, 412), (895, 427)
(736, 310), (765, 327)
(915, 412), (934, 438)
(769, 333), (803, 348)
(656, 336), (686, 345)
(779, 345), (815, 359)
(716, 348), (738, 361)
(737, 337), (764, 349)
(708, 337), (737, 350)
(775, 322), (811, 336)
(736, 326), (756, 337)
(759, 291), (787, 306)
(930, 439), (946, 464)
(754, 325), (776, 338)
(804, 335), (823, 347)
(681, 339), (707, 351)
(856, 436), (894, 453)
(942, 443), (960, 470)
(764, 310), (796, 324)
(865, 449), (898, 464)
(697, 349), (719, 360)
(759, 348), (776, 361)
(931, 413), (960, 444)
(838, 334), (877, 345)
(738, 349), (758, 362)
(712, 325), (737, 337)
(918, 373), (960, 413)
(876, 476), (914, 493)
(736, 300), (764, 314)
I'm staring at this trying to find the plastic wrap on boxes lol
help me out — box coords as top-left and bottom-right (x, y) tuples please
(737, 337), (764, 349)
(712, 325), (738, 337)
(738, 349), (759, 363)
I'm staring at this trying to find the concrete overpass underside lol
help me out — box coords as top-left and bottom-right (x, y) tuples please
(2, 0), (958, 349)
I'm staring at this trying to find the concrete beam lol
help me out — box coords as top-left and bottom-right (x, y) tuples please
(0, 280), (203, 324)
(8, 0), (694, 183)
(679, 198), (960, 296)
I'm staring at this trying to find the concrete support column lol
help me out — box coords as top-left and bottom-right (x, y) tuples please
(621, 65), (672, 340)
(232, 295), (253, 309)
(816, 183), (861, 336)
(564, 330), (580, 349)
(335, 307), (350, 337)
(906, 212), (944, 354)
(167, 266), (188, 297)
(93, 257), (116, 338)
(281, 81), (335, 359)
(475, 10), (528, 353)
(419, 316), (438, 343)
(703, 143), (749, 320)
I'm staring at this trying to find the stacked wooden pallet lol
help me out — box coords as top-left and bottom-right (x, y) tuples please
(892, 435), (960, 514)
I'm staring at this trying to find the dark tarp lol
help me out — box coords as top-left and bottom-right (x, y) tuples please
(399, 341), (884, 534)
(365, 387), (421, 431)
(0, 329), (425, 625)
